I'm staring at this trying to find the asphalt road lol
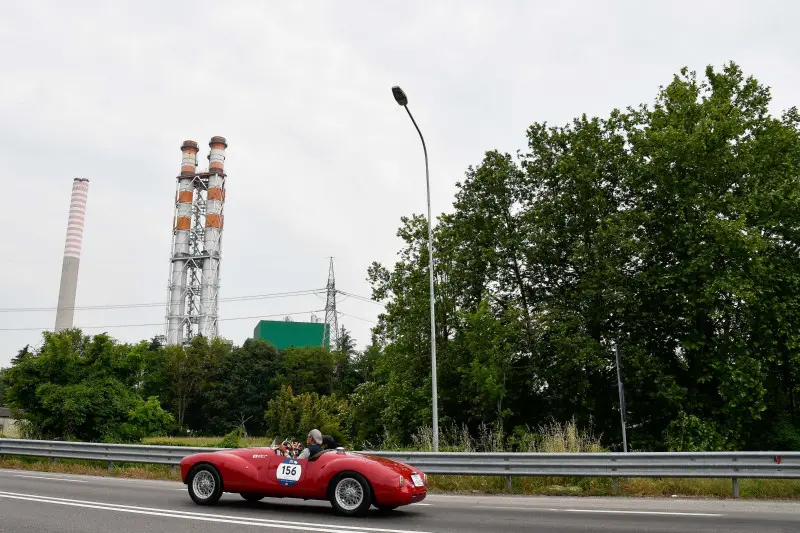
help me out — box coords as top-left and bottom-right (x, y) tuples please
(1, 469), (799, 533)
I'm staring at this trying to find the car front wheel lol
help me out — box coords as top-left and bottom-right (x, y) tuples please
(187, 464), (223, 506)
(328, 472), (372, 516)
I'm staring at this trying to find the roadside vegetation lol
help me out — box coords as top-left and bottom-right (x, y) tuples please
(2, 458), (799, 500)
(5, 421), (799, 499)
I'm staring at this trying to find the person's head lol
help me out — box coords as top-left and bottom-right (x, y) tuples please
(322, 435), (338, 449)
(307, 429), (323, 446)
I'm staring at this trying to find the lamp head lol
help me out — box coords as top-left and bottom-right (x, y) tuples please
(392, 86), (408, 106)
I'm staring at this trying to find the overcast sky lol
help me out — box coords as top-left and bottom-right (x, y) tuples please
(1, 0), (797, 368)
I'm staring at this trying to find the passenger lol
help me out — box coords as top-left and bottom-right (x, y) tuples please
(275, 439), (294, 457)
(322, 435), (340, 449)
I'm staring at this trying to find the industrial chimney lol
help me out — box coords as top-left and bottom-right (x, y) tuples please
(165, 137), (227, 345)
(54, 178), (90, 332)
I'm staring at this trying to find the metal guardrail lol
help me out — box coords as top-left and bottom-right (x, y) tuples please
(0, 439), (213, 466)
(2, 439), (798, 497)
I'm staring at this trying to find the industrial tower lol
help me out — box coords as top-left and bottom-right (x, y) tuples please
(55, 178), (90, 332)
(165, 137), (228, 345)
(323, 257), (339, 351)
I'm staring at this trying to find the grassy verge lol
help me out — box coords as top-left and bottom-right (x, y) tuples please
(142, 436), (275, 448)
(2, 455), (800, 499)
(426, 474), (800, 499)
(7, 423), (800, 499)
(0, 455), (181, 481)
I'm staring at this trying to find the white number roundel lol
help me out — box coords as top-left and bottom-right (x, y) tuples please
(277, 458), (302, 486)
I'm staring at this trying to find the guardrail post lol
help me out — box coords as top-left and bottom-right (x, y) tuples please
(108, 461), (114, 471)
(732, 477), (740, 498)
(613, 477), (619, 494)
(505, 475), (512, 491)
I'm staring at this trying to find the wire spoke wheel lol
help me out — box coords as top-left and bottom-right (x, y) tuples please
(334, 478), (364, 511)
(192, 470), (216, 500)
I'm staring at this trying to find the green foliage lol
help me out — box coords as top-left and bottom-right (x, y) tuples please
(216, 428), (244, 449)
(112, 396), (175, 443)
(204, 339), (283, 436)
(0, 367), (8, 405)
(264, 385), (348, 445)
(664, 413), (727, 452)
(278, 346), (335, 396)
(2, 330), (172, 442)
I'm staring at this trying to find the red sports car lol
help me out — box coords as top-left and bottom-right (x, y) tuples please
(179, 445), (427, 516)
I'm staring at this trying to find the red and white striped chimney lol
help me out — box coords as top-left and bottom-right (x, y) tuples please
(55, 178), (90, 332)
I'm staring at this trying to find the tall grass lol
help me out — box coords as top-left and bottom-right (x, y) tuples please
(409, 418), (603, 453)
(0, 456), (180, 481)
(142, 435), (276, 448)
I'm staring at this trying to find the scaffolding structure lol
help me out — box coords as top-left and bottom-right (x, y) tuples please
(165, 137), (227, 345)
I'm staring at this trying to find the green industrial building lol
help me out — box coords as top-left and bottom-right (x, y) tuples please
(253, 320), (330, 351)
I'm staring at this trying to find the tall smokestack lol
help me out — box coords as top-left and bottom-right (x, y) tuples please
(198, 136), (227, 338)
(166, 141), (198, 345)
(55, 178), (90, 332)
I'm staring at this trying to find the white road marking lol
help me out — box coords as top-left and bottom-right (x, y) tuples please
(0, 491), (435, 533)
(473, 504), (722, 517)
(0, 469), (179, 488)
(415, 503), (432, 506)
(558, 508), (723, 517)
(13, 474), (87, 483)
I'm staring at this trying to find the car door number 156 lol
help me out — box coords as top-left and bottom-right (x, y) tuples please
(280, 464), (298, 476)
(276, 459), (302, 485)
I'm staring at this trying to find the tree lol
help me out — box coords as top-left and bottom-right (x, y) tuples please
(161, 336), (230, 433)
(331, 327), (364, 396)
(264, 385), (348, 445)
(278, 346), (335, 396)
(204, 339), (283, 435)
(365, 61), (800, 451)
(2, 329), (172, 442)
(0, 367), (8, 405)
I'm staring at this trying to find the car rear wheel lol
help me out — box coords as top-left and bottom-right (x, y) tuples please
(240, 492), (265, 502)
(187, 464), (223, 506)
(328, 472), (372, 516)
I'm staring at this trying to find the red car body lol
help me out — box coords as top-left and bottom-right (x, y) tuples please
(179, 446), (427, 514)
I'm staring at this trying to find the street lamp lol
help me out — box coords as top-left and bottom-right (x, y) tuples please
(391, 85), (439, 452)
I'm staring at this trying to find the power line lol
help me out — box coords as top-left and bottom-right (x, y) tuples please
(337, 310), (378, 325)
(0, 289), (326, 313)
(0, 310), (325, 332)
(336, 290), (385, 306)
(0, 288), (383, 314)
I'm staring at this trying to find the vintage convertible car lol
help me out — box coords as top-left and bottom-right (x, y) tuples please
(179, 445), (427, 516)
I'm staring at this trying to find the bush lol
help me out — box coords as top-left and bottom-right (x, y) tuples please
(664, 412), (727, 451)
(110, 397), (174, 443)
(264, 385), (348, 445)
(216, 428), (243, 449)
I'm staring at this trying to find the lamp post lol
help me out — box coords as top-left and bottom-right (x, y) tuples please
(391, 85), (439, 452)
(615, 343), (628, 452)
